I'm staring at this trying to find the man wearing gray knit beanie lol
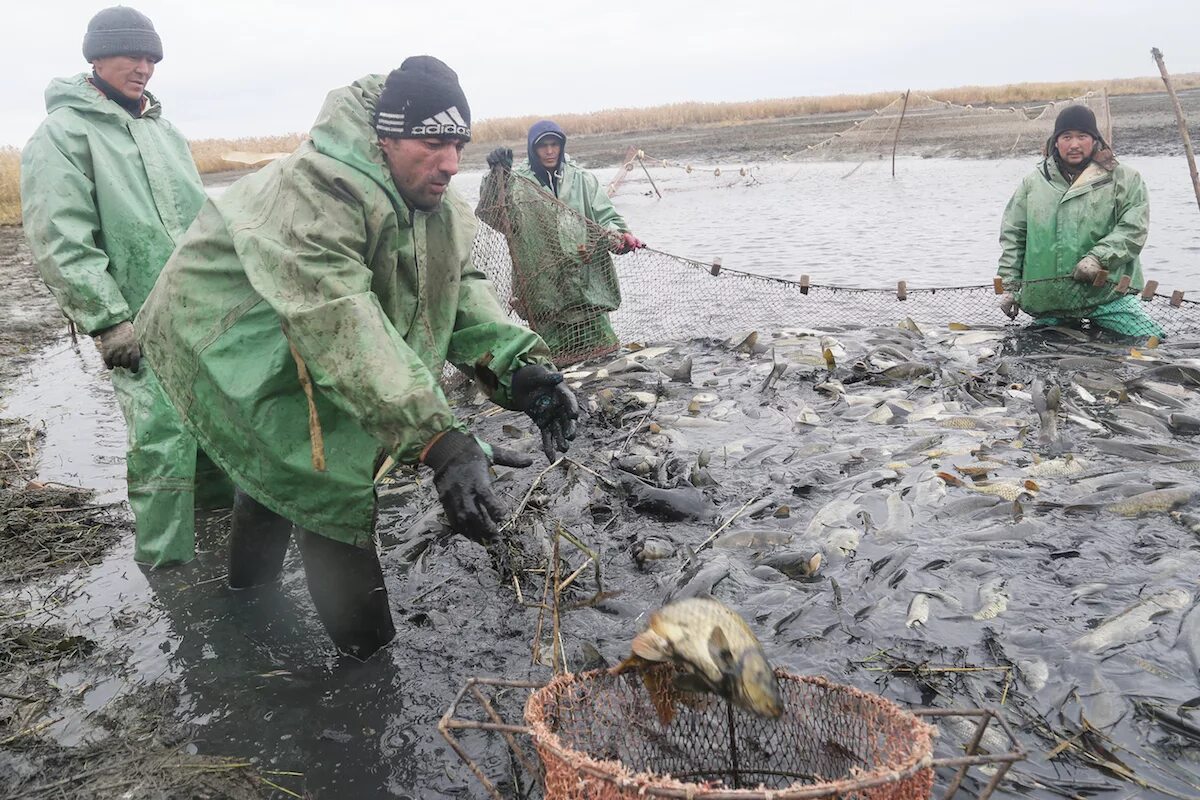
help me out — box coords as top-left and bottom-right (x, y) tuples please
(21, 6), (234, 570)
(137, 58), (578, 661)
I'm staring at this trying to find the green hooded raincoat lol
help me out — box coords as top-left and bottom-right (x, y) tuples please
(21, 74), (230, 567)
(136, 75), (551, 547)
(477, 157), (627, 361)
(997, 154), (1158, 335)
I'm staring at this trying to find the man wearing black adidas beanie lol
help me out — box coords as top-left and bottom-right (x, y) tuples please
(137, 58), (578, 661)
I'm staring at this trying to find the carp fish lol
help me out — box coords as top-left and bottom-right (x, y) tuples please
(613, 597), (783, 723)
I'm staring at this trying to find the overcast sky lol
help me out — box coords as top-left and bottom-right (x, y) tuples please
(3, 0), (1198, 147)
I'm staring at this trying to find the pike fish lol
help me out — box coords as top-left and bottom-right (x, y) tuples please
(614, 597), (783, 722)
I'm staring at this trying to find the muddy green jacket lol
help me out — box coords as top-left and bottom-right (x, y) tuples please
(477, 157), (626, 324)
(137, 75), (550, 545)
(21, 74), (204, 334)
(997, 154), (1149, 316)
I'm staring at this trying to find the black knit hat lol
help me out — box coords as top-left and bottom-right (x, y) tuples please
(83, 6), (163, 62)
(375, 56), (471, 141)
(1052, 105), (1102, 141)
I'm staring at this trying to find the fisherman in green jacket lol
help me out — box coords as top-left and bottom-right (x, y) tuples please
(137, 57), (579, 660)
(478, 121), (645, 363)
(21, 6), (231, 568)
(996, 105), (1162, 338)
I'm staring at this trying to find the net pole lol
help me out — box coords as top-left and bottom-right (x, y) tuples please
(1152, 47), (1200, 214)
(725, 697), (742, 790)
(892, 89), (910, 178)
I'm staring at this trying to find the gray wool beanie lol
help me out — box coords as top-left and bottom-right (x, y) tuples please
(83, 6), (163, 63)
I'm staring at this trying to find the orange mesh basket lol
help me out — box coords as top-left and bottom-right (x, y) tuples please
(523, 667), (936, 799)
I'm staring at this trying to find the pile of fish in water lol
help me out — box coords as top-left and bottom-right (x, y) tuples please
(453, 319), (1200, 796)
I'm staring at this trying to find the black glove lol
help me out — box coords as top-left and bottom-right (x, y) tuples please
(95, 320), (141, 373)
(511, 364), (579, 463)
(423, 431), (510, 542)
(486, 147), (513, 171)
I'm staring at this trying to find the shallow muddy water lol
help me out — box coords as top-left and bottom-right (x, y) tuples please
(7, 321), (1200, 798)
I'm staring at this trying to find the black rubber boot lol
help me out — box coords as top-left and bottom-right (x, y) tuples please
(294, 528), (396, 661)
(228, 488), (293, 589)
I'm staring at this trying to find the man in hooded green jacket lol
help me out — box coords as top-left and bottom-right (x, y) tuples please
(477, 121), (645, 364)
(21, 6), (231, 568)
(137, 57), (579, 660)
(996, 104), (1162, 338)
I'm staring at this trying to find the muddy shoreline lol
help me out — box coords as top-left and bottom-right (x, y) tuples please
(195, 88), (1200, 188)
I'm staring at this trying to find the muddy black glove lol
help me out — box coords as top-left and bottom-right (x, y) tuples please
(1071, 254), (1103, 284)
(486, 147), (513, 171)
(423, 431), (510, 542)
(511, 364), (579, 463)
(998, 292), (1020, 320)
(95, 320), (141, 373)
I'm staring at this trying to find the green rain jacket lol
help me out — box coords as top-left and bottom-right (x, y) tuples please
(477, 157), (627, 324)
(997, 153), (1149, 317)
(21, 74), (205, 333)
(137, 75), (550, 546)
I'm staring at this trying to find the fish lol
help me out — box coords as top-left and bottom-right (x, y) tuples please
(714, 529), (793, 549)
(756, 551), (822, 579)
(1025, 454), (1087, 478)
(617, 474), (715, 522)
(613, 597), (783, 722)
(1105, 487), (1192, 517)
(1072, 589), (1192, 653)
(1031, 378), (1062, 449)
(1015, 656), (1049, 691)
(879, 362), (933, 381)
(1178, 602), (1200, 676)
(906, 593), (931, 628)
(973, 579), (1010, 620)
(667, 356), (693, 383)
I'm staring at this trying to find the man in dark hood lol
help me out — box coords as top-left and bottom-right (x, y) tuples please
(477, 121), (645, 362)
(995, 104), (1160, 338)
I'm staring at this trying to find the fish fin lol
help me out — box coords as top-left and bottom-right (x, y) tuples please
(609, 655), (644, 676)
(707, 625), (737, 679)
(631, 628), (669, 662)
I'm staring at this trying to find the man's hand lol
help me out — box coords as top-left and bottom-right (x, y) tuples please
(95, 321), (141, 372)
(1071, 254), (1103, 284)
(610, 232), (645, 254)
(998, 293), (1020, 320)
(486, 147), (513, 171)
(510, 365), (579, 463)
(423, 431), (510, 542)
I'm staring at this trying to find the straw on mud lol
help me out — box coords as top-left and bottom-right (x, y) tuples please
(501, 457), (564, 532)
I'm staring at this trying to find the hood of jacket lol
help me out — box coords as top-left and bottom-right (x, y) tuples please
(526, 119), (566, 190)
(44, 73), (161, 121)
(308, 74), (407, 212)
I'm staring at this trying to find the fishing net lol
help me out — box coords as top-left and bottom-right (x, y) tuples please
(524, 666), (935, 799)
(471, 168), (1197, 367)
(605, 90), (1113, 195)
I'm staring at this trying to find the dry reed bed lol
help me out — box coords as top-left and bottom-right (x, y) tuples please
(0, 73), (1197, 226)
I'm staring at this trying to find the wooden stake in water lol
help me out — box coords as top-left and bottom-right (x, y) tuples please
(1152, 47), (1200, 214)
(637, 154), (663, 199)
(891, 89), (910, 178)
